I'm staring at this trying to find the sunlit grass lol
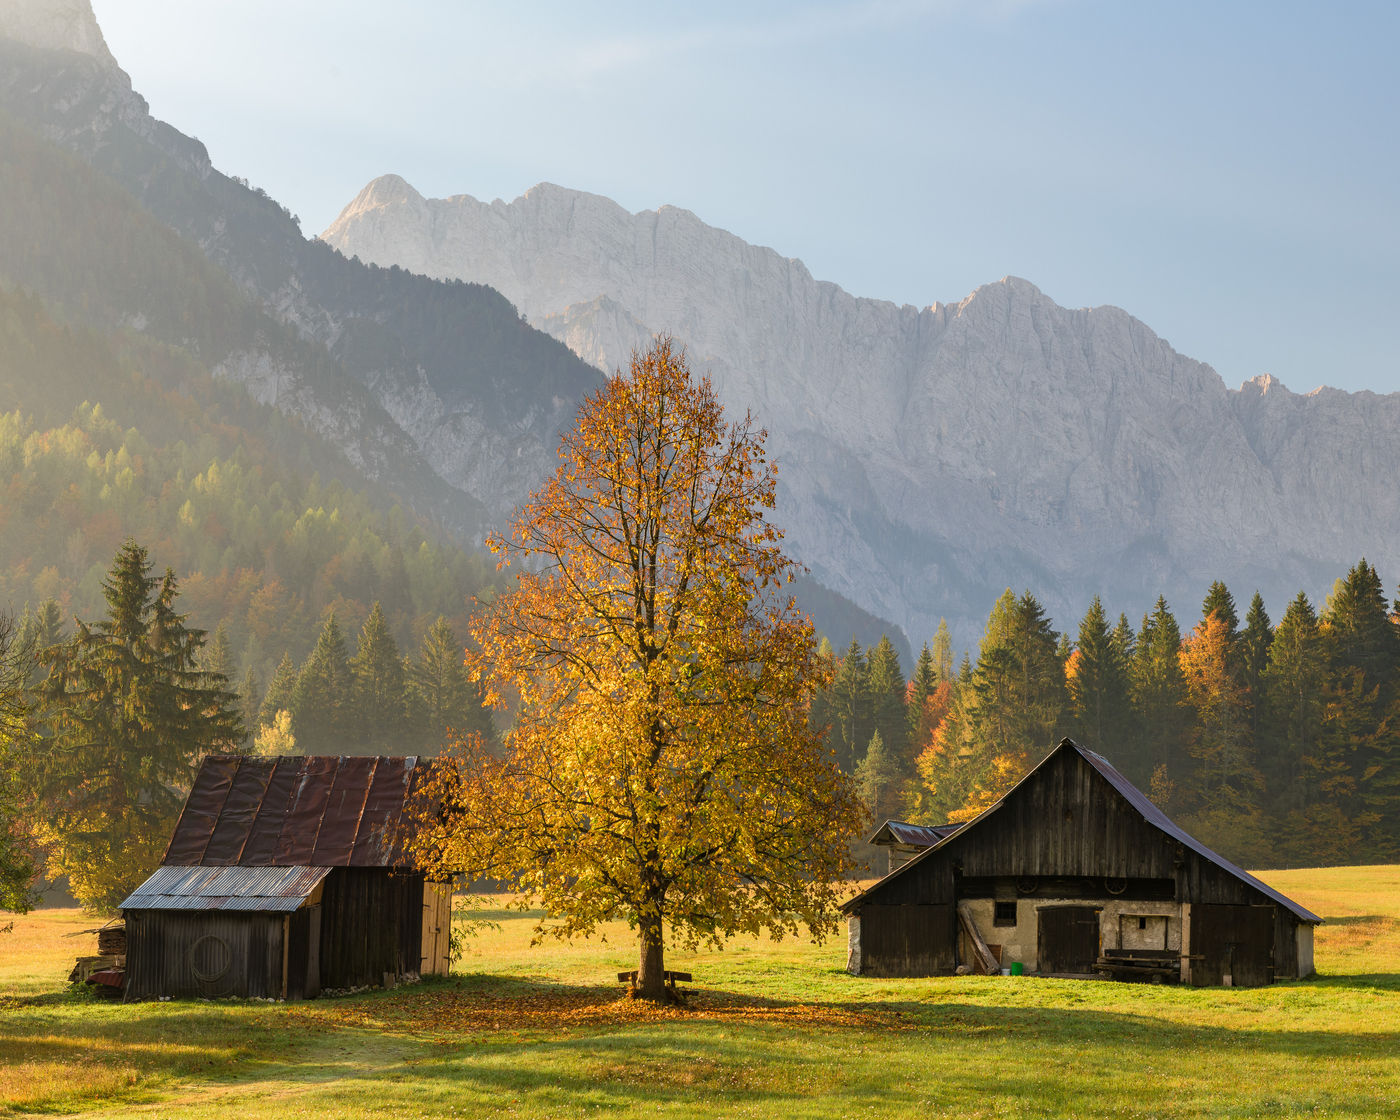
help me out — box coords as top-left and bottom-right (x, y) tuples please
(3, 865), (1399, 1118)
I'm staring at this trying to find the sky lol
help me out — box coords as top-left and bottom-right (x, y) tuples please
(90, 0), (1399, 395)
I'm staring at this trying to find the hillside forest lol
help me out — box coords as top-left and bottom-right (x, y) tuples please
(820, 561), (1400, 871)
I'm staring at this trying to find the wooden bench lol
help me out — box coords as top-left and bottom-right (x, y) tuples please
(1095, 949), (1180, 983)
(617, 969), (693, 992)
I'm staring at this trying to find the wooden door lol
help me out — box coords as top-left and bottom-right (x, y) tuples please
(1038, 906), (1101, 974)
(1190, 904), (1274, 986)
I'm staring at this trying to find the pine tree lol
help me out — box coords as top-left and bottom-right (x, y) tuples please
(259, 651), (298, 728)
(1067, 596), (1131, 752)
(32, 541), (243, 910)
(930, 619), (954, 683)
(907, 643), (939, 746)
(1, 613), (37, 914)
(1128, 597), (1191, 786)
(855, 730), (903, 822)
(1261, 593), (1328, 843)
(291, 613), (353, 754)
(828, 639), (872, 773)
(1322, 560), (1400, 856)
(866, 635), (909, 771)
(408, 616), (492, 753)
(1239, 591), (1273, 773)
(202, 623), (235, 683)
(1202, 580), (1240, 637)
(350, 602), (407, 753)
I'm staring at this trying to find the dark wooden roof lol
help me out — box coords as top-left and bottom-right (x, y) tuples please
(845, 738), (1322, 923)
(868, 820), (961, 848)
(161, 754), (425, 869)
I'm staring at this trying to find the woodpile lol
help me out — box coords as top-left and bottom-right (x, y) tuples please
(68, 919), (126, 997)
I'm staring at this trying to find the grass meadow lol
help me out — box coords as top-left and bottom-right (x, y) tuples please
(2, 866), (1399, 1119)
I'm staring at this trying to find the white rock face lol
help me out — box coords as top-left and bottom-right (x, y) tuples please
(324, 178), (1400, 644)
(0, 0), (116, 67)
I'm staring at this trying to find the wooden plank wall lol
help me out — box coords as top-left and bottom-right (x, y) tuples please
(420, 882), (452, 976)
(124, 911), (284, 1001)
(319, 868), (425, 989)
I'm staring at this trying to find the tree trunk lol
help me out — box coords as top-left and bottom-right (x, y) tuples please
(635, 908), (669, 1002)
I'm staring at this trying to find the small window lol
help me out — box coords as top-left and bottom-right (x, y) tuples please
(994, 900), (1017, 926)
(1138, 916), (1148, 931)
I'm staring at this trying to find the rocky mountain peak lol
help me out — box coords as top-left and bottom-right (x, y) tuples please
(0, 0), (116, 68)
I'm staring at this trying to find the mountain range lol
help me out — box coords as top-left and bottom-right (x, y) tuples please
(6, 0), (1400, 656)
(0, 0), (902, 657)
(321, 175), (1400, 646)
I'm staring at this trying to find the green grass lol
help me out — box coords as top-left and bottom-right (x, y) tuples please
(3, 868), (1399, 1118)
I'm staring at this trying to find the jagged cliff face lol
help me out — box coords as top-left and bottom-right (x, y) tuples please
(0, 0), (115, 66)
(322, 176), (1400, 643)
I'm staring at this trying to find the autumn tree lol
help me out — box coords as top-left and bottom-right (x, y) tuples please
(412, 338), (863, 1001)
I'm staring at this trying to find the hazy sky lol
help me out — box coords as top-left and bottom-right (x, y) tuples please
(90, 1), (1398, 395)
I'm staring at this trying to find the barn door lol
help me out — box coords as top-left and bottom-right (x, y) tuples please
(1037, 906), (1101, 974)
(1190, 904), (1274, 986)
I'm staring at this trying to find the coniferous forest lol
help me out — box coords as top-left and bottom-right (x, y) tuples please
(815, 562), (1400, 870)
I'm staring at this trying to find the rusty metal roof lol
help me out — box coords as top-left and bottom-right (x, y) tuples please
(844, 738), (1323, 924)
(868, 820), (960, 848)
(161, 755), (425, 869)
(119, 865), (332, 912)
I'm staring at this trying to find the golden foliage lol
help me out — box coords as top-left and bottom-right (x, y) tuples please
(412, 338), (864, 989)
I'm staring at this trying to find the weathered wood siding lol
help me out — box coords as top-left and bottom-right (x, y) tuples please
(1190, 904), (1275, 987)
(319, 868), (424, 989)
(857, 903), (957, 976)
(849, 745), (1313, 984)
(124, 911), (284, 1001)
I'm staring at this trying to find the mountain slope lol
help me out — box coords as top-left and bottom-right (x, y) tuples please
(322, 175), (1400, 642)
(0, 2), (905, 655)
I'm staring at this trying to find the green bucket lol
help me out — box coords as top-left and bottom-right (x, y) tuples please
(1010, 962), (1024, 976)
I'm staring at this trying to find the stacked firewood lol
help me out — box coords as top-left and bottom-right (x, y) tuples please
(68, 919), (126, 997)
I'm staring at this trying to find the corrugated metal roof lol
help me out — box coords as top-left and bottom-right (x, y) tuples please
(120, 865), (332, 912)
(843, 738), (1323, 924)
(161, 755), (426, 869)
(868, 820), (961, 848)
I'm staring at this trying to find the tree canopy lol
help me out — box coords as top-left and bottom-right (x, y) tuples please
(412, 338), (862, 1000)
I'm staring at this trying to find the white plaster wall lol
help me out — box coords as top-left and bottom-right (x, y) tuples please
(966, 897), (1186, 973)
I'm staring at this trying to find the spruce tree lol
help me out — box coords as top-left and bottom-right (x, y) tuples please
(866, 635), (909, 771)
(1202, 580), (1240, 637)
(1239, 591), (1273, 769)
(930, 619), (954, 682)
(1067, 596), (1130, 752)
(1261, 592), (1328, 835)
(350, 602), (407, 754)
(1128, 597), (1191, 786)
(1322, 560), (1400, 855)
(855, 730), (902, 822)
(259, 651), (298, 728)
(829, 639), (872, 773)
(33, 541), (243, 910)
(291, 613), (353, 754)
(0, 613), (37, 913)
(408, 616), (493, 753)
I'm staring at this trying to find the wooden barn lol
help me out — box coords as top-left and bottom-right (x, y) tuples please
(844, 738), (1321, 986)
(120, 754), (452, 1001)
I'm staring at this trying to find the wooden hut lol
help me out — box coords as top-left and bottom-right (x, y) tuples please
(843, 738), (1321, 986)
(120, 754), (452, 1001)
